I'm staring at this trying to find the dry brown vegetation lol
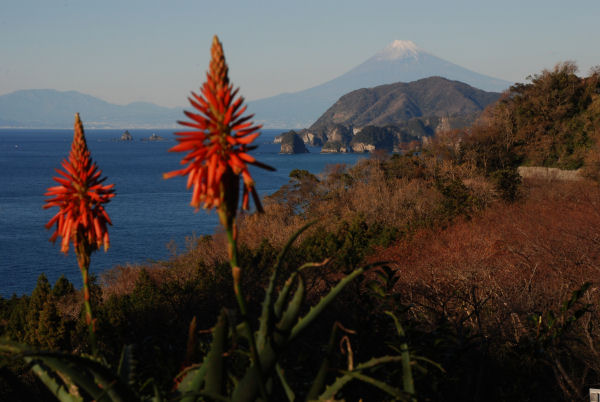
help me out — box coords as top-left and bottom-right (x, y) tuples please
(98, 154), (498, 295)
(238, 156), (493, 247)
(376, 179), (600, 309)
(369, 179), (600, 398)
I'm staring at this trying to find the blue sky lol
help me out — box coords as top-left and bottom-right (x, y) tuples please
(1, 0), (598, 107)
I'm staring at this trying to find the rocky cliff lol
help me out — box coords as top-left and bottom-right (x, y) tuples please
(279, 131), (309, 154)
(120, 130), (133, 141)
(298, 77), (500, 152)
(274, 77), (501, 154)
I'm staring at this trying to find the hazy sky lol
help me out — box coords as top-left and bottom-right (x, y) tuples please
(1, 0), (598, 107)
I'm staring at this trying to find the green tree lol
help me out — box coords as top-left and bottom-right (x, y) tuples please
(36, 300), (66, 349)
(24, 274), (51, 345)
(52, 275), (75, 298)
(482, 62), (598, 169)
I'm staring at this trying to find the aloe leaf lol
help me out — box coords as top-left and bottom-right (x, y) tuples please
(184, 316), (198, 365)
(0, 338), (27, 354)
(28, 352), (136, 401)
(228, 371), (239, 388)
(0, 340), (83, 401)
(233, 275), (305, 400)
(412, 356), (445, 373)
(257, 221), (316, 352)
(231, 276), (306, 402)
(337, 371), (407, 399)
(28, 361), (83, 402)
(385, 311), (414, 394)
(204, 310), (228, 396)
(117, 344), (137, 388)
(316, 372), (353, 400)
(290, 266), (365, 341)
(275, 363), (295, 402)
(354, 355), (405, 371)
(257, 262), (282, 352)
(233, 314), (290, 402)
(70, 357), (137, 402)
(231, 344), (277, 402)
(176, 363), (209, 397)
(27, 355), (105, 401)
(273, 221), (317, 273)
(151, 381), (164, 402)
(178, 310), (228, 401)
(318, 369), (409, 401)
(296, 259), (331, 273)
(367, 281), (386, 298)
(0, 365), (55, 402)
(273, 272), (298, 320)
(276, 274), (305, 335)
(305, 323), (338, 401)
(38, 354), (138, 402)
(274, 259), (330, 321)
(316, 354), (408, 400)
(234, 322), (250, 342)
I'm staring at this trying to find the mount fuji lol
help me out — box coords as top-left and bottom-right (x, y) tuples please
(248, 40), (512, 128)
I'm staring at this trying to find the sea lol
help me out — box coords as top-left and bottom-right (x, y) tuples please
(0, 129), (366, 297)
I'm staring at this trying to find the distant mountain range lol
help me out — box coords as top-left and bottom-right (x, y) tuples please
(0, 40), (512, 129)
(0, 89), (181, 128)
(248, 40), (512, 128)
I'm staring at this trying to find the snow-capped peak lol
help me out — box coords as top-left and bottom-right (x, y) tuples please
(374, 40), (420, 61)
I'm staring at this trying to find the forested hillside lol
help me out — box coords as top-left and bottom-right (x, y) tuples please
(438, 62), (600, 172)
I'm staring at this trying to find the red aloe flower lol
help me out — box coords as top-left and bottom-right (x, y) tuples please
(164, 35), (274, 214)
(44, 113), (115, 254)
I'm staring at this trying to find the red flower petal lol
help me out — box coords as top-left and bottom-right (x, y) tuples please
(44, 114), (115, 254)
(164, 35), (274, 213)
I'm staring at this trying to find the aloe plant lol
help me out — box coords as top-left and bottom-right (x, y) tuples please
(170, 222), (418, 401)
(1, 223), (418, 401)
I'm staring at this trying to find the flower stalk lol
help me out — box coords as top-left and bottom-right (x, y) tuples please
(224, 218), (269, 401)
(76, 240), (97, 355)
(44, 113), (114, 356)
(165, 35), (274, 399)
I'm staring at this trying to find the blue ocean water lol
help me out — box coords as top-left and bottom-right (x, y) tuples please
(0, 129), (365, 297)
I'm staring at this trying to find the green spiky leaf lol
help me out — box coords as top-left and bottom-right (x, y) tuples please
(28, 360), (83, 402)
(336, 371), (408, 399)
(15, 351), (139, 402)
(275, 363), (295, 402)
(277, 274), (305, 334)
(305, 323), (338, 401)
(117, 345), (137, 389)
(385, 311), (414, 393)
(257, 222), (316, 351)
(204, 310), (228, 396)
(178, 310), (228, 401)
(318, 355), (408, 401)
(290, 266), (365, 341)
(175, 364), (205, 396)
(273, 273), (298, 321)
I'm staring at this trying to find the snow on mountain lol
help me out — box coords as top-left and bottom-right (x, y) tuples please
(373, 40), (420, 61)
(248, 40), (512, 128)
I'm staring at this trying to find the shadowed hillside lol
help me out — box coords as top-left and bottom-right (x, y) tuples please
(310, 76), (500, 129)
